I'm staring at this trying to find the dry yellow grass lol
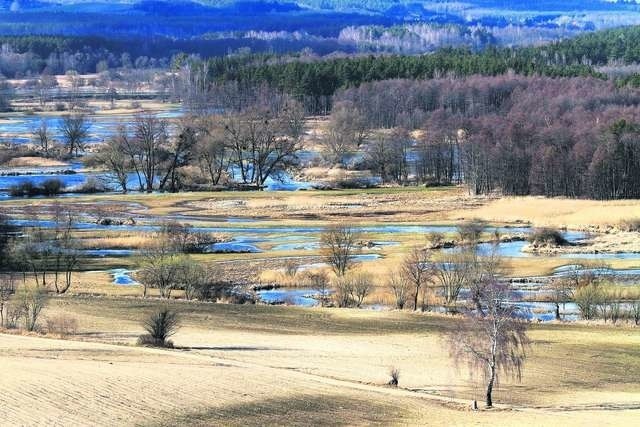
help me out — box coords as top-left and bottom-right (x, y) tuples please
(78, 234), (155, 250)
(2, 156), (70, 168)
(455, 197), (640, 229)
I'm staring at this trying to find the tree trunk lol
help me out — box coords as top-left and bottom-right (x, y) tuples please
(414, 286), (420, 311)
(555, 302), (561, 321)
(486, 365), (495, 408)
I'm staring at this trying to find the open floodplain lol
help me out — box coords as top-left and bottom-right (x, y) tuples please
(1, 187), (640, 426)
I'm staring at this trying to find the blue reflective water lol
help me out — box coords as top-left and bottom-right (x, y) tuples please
(512, 301), (580, 322)
(552, 265), (640, 277)
(208, 242), (262, 253)
(111, 268), (138, 286)
(0, 109), (182, 145)
(257, 287), (331, 307)
(559, 252), (640, 260)
(82, 249), (136, 257)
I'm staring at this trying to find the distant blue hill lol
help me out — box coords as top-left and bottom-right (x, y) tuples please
(133, 1), (302, 15)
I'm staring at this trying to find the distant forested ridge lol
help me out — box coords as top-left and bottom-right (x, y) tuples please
(2, 0), (640, 62)
(197, 25), (640, 113)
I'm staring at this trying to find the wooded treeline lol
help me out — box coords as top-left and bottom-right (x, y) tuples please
(338, 76), (640, 199)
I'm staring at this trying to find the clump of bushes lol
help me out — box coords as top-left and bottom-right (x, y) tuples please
(9, 179), (65, 197)
(333, 271), (373, 308)
(6, 286), (49, 332)
(138, 307), (180, 348)
(41, 178), (65, 196)
(528, 228), (568, 246)
(456, 219), (486, 244)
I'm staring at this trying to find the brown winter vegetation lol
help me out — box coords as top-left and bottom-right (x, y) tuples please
(1, 297), (639, 426)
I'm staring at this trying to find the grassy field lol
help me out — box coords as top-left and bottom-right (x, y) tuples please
(1, 296), (639, 426)
(456, 197), (640, 229)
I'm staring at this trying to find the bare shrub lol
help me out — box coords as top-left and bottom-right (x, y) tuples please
(160, 222), (219, 254)
(599, 288), (622, 324)
(46, 314), (78, 337)
(16, 286), (48, 332)
(5, 303), (23, 329)
(388, 367), (400, 387)
(333, 271), (373, 308)
(138, 307), (180, 348)
(528, 228), (568, 246)
(333, 276), (354, 308)
(283, 260), (299, 280)
(304, 271), (330, 307)
(387, 272), (410, 310)
(350, 271), (373, 308)
(575, 283), (603, 321)
(456, 219), (486, 245)
(425, 231), (445, 248)
(609, 300), (622, 325)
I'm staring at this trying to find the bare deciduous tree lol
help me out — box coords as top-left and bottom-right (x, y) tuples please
(50, 204), (79, 294)
(158, 120), (198, 192)
(223, 99), (304, 189)
(321, 101), (368, 165)
(321, 224), (360, 276)
(401, 247), (431, 311)
(60, 114), (91, 157)
(178, 261), (216, 301)
(468, 248), (503, 313)
(447, 281), (530, 408)
(366, 128), (410, 184)
(137, 254), (184, 299)
(97, 126), (132, 193)
(549, 278), (574, 321)
(120, 114), (169, 193)
(32, 119), (53, 157)
(196, 117), (230, 187)
(432, 250), (473, 312)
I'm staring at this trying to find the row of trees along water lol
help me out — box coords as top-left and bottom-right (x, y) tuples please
(6, 74), (640, 199)
(172, 74), (640, 199)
